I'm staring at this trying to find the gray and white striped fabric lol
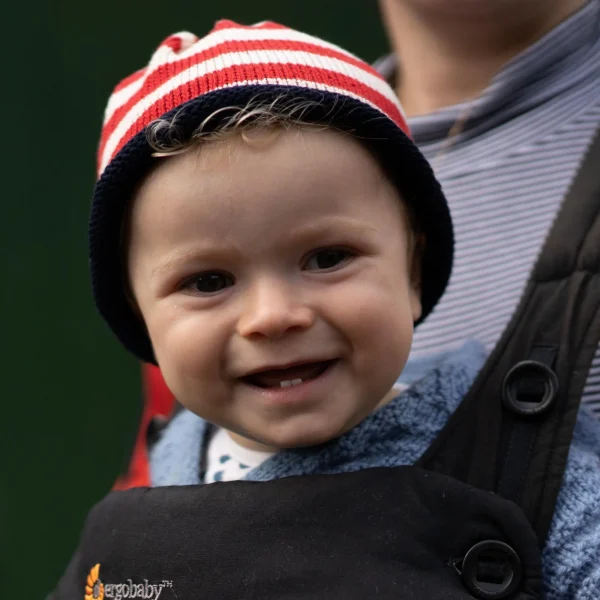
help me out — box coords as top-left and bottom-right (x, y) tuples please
(377, 0), (600, 416)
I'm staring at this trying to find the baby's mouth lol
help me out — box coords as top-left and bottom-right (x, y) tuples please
(242, 360), (337, 388)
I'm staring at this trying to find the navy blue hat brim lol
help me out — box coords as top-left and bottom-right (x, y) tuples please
(90, 85), (453, 364)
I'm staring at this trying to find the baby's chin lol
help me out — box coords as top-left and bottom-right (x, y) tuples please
(227, 415), (368, 452)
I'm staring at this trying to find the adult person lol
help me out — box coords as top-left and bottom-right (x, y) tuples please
(375, 0), (600, 413)
(118, 0), (600, 489)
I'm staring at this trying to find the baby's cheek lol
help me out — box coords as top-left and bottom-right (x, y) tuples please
(151, 314), (222, 383)
(155, 340), (227, 423)
(349, 290), (414, 371)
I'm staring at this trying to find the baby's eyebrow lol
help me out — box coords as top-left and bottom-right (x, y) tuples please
(150, 245), (239, 277)
(288, 217), (380, 241)
(150, 254), (193, 277)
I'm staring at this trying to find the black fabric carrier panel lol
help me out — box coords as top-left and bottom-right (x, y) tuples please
(52, 128), (600, 599)
(418, 125), (600, 545)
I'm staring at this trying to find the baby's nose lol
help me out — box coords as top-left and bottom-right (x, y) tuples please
(236, 280), (315, 339)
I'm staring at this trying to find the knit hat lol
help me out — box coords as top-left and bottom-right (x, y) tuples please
(91, 20), (453, 364)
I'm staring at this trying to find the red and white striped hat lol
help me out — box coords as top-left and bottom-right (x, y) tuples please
(90, 20), (453, 364)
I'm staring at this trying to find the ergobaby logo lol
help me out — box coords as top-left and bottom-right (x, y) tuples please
(85, 564), (173, 600)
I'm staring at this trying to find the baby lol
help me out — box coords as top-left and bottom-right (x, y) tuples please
(53, 19), (600, 600)
(90, 20), (452, 481)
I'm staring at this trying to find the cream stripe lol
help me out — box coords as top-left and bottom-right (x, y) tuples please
(104, 77), (145, 124)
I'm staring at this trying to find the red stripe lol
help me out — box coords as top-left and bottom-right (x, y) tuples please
(113, 68), (145, 93)
(103, 63), (407, 168)
(99, 38), (387, 164)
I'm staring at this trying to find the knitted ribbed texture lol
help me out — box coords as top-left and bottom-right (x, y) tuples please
(150, 341), (600, 599)
(97, 20), (408, 177)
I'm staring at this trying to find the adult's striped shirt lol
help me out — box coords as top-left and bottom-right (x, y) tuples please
(376, 0), (600, 417)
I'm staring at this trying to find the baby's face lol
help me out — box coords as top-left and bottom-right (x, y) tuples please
(127, 127), (421, 451)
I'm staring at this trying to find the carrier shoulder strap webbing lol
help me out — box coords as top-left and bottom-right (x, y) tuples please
(418, 125), (600, 546)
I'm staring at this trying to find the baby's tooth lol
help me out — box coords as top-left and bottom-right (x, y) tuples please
(279, 378), (304, 388)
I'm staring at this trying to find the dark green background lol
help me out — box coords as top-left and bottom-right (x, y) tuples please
(2, 1), (388, 597)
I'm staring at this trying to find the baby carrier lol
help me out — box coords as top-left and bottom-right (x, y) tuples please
(52, 127), (600, 599)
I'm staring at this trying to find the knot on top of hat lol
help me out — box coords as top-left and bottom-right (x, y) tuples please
(149, 32), (200, 66)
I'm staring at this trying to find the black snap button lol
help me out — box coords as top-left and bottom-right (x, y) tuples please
(502, 360), (558, 416)
(461, 540), (522, 599)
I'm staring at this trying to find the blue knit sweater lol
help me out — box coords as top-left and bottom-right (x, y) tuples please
(150, 342), (600, 599)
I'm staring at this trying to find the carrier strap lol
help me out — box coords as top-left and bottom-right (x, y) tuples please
(418, 126), (600, 545)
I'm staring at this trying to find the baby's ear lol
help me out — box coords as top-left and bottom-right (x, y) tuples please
(409, 233), (425, 322)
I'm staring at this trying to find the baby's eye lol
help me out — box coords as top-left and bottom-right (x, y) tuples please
(183, 271), (234, 295)
(304, 248), (354, 271)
